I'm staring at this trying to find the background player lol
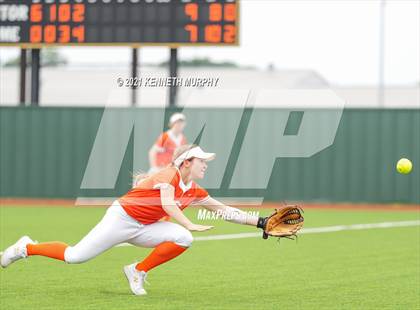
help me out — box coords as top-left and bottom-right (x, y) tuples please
(148, 113), (187, 174)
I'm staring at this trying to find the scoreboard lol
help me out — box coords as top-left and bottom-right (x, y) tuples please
(0, 0), (239, 46)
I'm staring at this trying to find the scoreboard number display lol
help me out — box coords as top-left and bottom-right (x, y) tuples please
(0, 0), (239, 46)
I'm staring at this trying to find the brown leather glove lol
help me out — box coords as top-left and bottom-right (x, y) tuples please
(257, 205), (304, 239)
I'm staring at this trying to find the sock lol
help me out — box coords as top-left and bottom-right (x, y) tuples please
(135, 242), (187, 272)
(26, 242), (69, 261)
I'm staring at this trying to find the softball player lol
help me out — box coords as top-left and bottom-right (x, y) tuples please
(148, 112), (187, 174)
(1, 144), (260, 296)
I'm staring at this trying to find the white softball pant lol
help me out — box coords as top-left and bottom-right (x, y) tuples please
(64, 201), (193, 264)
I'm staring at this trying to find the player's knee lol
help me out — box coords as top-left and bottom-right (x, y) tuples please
(64, 246), (89, 264)
(174, 229), (193, 248)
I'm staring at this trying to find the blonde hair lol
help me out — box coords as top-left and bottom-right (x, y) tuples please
(132, 144), (197, 187)
(171, 144), (197, 165)
(132, 170), (148, 188)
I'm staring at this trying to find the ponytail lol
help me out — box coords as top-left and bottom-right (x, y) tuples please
(132, 171), (149, 188)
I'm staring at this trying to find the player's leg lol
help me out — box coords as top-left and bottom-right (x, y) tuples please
(0, 236), (37, 268)
(130, 221), (193, 271)
(39, 202), (143, 264)
(122, 221), (192, 295)
(1, 201), (141, 267)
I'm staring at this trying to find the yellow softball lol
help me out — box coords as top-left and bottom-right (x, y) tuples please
(396, 158), (413, 174)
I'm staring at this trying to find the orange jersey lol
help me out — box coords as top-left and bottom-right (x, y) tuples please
(119, 167), (209, 224)
(155, 131), (187, 167)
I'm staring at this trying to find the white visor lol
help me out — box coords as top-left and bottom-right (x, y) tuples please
(169, 113), (186, 126)
(173, 146), (216, 167)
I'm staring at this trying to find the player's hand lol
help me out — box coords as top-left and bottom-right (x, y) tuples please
(187, 224), (214, 232)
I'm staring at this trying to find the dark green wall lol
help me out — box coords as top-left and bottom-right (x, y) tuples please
(268, 109), (419, 204)
(0, 107), (418, 204)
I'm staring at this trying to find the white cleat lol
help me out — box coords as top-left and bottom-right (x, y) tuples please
(123, 263), (148, 296)
(0, 236), (35, 268)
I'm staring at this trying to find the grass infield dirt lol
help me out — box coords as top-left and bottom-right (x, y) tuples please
(0, 204), (419, 310)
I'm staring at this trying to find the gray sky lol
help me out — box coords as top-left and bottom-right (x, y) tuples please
(1, 0), (419, 86)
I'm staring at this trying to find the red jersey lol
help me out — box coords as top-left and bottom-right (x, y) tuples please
(155, 131), (187, 167)
(119, 167), (209, 224)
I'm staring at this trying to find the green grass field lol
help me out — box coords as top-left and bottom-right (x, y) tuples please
(0, 206), (419, 310)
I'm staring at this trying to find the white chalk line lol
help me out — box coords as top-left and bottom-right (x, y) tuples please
(116, 220), (420, 247)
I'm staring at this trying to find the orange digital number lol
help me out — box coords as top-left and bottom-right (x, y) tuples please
(184, 3), (198, 21)
(224, 4), (236, 22)
(205, 25), (222, 43)
(185, 24), (198, 42)
(49, 4), (57, 22)
(72, 26), (85, 42)
(58, 25), (70, 43)
(30, 25), (42, 43)
(44, 25), (56, 43)
(73, 4), (85, 22)
(223, 25), (236, 43)
(209, 3), (222, 22)
(58, 4), (71, 22)
(30, 4), (42, 22)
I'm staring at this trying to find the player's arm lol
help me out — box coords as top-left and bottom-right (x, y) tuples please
(160, 185), (213, 232)
(148, 145), (162, 169)
(199, 197), (258, 226)
(149, 133), (166, 168)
